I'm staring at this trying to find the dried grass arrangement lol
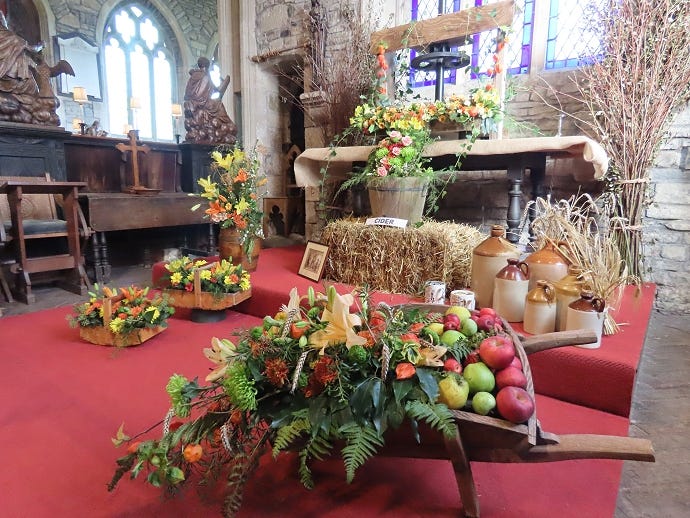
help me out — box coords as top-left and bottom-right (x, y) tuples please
(524, 194), (640, 334)
(321, 219), (484, 295)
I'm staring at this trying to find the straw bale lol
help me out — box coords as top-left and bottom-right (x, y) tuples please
(321, 219), (484, 295)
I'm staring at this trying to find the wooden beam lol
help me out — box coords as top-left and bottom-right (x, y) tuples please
(370, 0), (515, 54)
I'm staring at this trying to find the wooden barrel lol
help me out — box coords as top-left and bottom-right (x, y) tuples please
(367, 177), (429, 224)
(218, 228), (261, 272)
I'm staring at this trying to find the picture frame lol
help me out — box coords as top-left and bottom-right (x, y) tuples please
(298, 241), (329, 282)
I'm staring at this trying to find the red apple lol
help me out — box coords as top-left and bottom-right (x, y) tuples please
(496, 386), (535, 424)
(477, 314), (496, 332)
(479, 307), (497, 318)
(508, 356), (523, 370)
(495, 366), (527, 389)
(478, 335), (515, 370)
(463, 351), (481, 366)
(443, 358), (463, 375)
(470, 309), (481, 318)
(443, 313), (461, 331)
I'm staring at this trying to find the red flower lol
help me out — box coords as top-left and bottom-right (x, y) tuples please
(264, 357), (289, 387)
(313, 356), (338, 385)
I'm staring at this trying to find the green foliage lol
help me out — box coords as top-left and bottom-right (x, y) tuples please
(405, 400), (456, 439)
(223, 362), (257, 411)
(340, 422), (385, 483)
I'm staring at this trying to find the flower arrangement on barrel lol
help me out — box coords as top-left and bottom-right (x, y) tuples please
(68, 285), (175, 346)
(331, 42), (505, 223)
(163, 256), (252, 311)
(192, 145), (268, 269)
(108, 285), (537, 516)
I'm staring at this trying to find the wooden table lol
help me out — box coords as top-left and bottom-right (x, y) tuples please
(79, 192), (209, 283)
(294, 136), (609, 241)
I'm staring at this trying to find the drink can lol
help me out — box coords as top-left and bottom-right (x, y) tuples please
(424, 281), (446, 304)
(450, 289), (476, 310)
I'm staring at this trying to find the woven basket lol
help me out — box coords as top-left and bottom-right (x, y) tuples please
(164, 261), (252, 310)
(79, 325), (165, 347)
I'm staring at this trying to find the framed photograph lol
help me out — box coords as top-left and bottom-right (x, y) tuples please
(298, 241), (329, 282)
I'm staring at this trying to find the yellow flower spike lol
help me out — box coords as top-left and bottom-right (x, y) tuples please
(235, 198), (249, 214)
(308, 290), (366, 353)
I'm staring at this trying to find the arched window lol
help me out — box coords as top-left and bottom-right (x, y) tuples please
(103, 3), (175, 140)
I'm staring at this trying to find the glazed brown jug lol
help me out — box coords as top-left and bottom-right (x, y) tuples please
(523, 280), (557, 335)
(566, 290), (606, 349)
(524, 241), (569, 292)
(470, 225), (520, 309)
(554, 265), (586, 331)
(493, 258), (529, 322)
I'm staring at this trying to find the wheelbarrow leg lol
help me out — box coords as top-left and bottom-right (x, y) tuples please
(444, 427), (480, 518)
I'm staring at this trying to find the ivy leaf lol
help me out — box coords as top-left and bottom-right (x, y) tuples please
(392, 379), (414, 403)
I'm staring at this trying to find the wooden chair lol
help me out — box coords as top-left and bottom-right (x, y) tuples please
(0, 174), (91, 304)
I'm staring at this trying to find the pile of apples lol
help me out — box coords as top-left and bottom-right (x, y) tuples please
(433, 306), (536, 425)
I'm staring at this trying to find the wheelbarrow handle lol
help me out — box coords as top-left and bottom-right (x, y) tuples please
(520, 329), (598, 354)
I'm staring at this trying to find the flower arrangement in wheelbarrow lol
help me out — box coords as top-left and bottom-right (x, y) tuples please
(108, 286), (535, 516)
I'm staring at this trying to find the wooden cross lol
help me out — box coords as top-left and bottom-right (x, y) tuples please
(369, 1), (515, 53)
(116, 130), (158, 195)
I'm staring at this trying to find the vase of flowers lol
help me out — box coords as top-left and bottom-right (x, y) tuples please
(192, 145), (267, 271)
(163, 256), (252, 311)
(68, 285), (174, 347)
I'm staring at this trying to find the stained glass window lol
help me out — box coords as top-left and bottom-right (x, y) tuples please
(103, 3), (176, 140)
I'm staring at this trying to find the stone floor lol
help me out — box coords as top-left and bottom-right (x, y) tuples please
(0, 265), (688, 518)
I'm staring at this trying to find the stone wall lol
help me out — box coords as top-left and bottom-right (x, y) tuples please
(643, 105), (690, 314)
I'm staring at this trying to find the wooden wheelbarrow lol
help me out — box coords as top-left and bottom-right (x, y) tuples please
(380, 310), (655, 518)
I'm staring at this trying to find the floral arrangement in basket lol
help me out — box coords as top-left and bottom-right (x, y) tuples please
(163, 256), (252, 311)
(68, 285), (174, 346)
(165, 257), (251, 296)
(107, 285), (536, 516)
(191, 145), (268, 255)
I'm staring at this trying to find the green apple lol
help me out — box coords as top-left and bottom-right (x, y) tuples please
(463, 362), (495, 394)
(471, 391), (496, 415)
(440, 329), (465, 347)
(445, 305), (471, 322)
(438, 375), (470, 409)
(461, 318), (478, 337)
(425, 322), (445, 336)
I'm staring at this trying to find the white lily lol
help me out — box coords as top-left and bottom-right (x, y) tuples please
(308, 288), (366, 353)
(203, 337), (240, 382)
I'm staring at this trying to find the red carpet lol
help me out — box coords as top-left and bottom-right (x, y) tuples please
(0, 305), (631, 517)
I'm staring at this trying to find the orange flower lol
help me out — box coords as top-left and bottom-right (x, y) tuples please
(357, 330), (377, 348)
(313, 356), (338, 385)
(264, 357), (289, 387)
(234, 168), (248, 183)
(205, 200), (226, 216)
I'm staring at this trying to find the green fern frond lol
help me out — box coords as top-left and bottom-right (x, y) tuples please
(405, 400), (456, 439)
(272, 417), (310, 457)
(223, 456), (253, 518)
(298, 448), (315, 489)
(304, 433), (333, 461)
(340, 423), (384, 483)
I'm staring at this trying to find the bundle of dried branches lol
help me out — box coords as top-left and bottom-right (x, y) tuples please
(526, 194), (640, 334)
(534, 0), (690, 278)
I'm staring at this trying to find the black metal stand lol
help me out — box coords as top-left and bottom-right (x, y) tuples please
(410, 42), (470, 101)
(190, 308), (227, 323)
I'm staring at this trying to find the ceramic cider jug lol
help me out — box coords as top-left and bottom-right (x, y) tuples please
(524, 241), (570, 292)
(470, 225), (520, 309)
(554, 265), (586, 332)
(566, 290), (607, 349)
(492, 258), (529, 323)
(523, 280), (557, 335)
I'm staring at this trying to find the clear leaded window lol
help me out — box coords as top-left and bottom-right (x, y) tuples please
(545, 0), (604, 69)
(103, 4), (176, 140)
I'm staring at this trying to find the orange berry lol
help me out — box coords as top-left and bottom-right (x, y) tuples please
(183, 444), (203, 463)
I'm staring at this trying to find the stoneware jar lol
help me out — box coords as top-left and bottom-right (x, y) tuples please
(493, 258), (529, 323)
(566, 290), (606, 349)
(554, 265), (586, 332)
(470, 225), (520, 309)
(524, 241), (569, 292)
(523, 280), (557, 335)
